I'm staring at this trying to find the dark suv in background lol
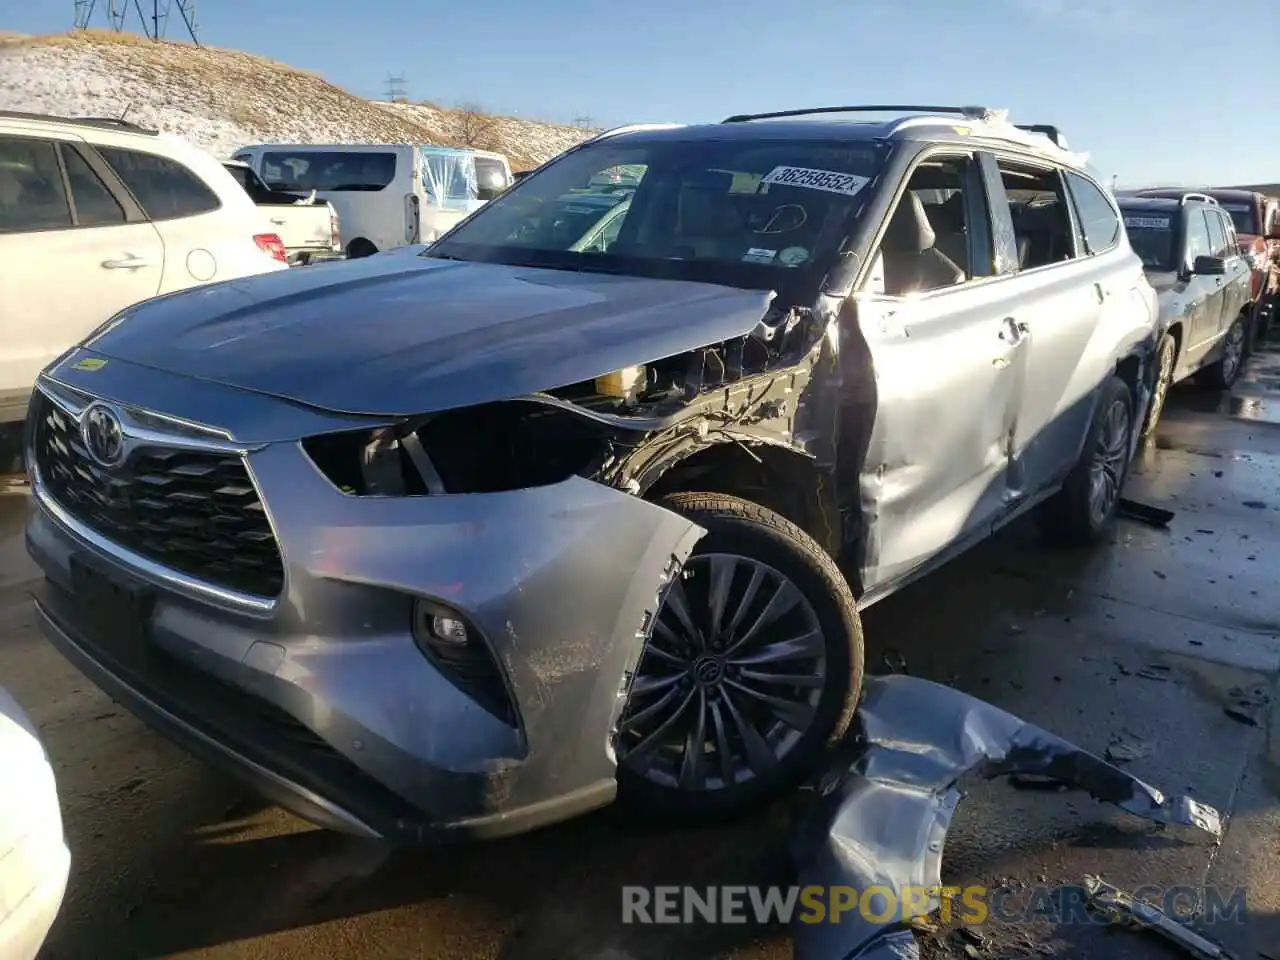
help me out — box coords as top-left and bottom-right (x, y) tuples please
(1117, 193), (1252, 434)
(1129, 187), (1280, 344)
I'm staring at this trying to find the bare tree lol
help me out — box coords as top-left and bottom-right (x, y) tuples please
(453, 103), (501, 150)
(572, 114), (595, 130)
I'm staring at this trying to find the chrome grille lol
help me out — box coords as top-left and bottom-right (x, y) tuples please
(31, 391), (284, 599)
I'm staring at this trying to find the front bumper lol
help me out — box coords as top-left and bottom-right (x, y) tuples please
(25, 361), (704, 842)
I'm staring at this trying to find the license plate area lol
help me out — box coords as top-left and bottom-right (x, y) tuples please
(68, 555), (155, 663)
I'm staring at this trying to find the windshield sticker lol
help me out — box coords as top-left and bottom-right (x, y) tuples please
(1124, 215), (1171, 229)
(779, 246), (809, 267)
(762, 166), (870, 197)
(742, 247), (777, 264)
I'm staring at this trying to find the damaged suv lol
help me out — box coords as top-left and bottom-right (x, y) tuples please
(25, 105), (1158, 841)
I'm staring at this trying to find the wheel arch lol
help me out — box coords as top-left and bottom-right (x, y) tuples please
(641, 440), (842, 560)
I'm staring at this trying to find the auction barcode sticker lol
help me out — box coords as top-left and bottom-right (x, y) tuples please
(1124, 215), (1171, 229)
(762, 166), (870, 196)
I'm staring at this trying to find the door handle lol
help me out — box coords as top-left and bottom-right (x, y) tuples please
(269, 217), (287, 225)
(101, 255), (154, 270)
(1094, 282), (1108, 303)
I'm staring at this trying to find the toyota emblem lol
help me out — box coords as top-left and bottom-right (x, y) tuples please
(81, 402), (126, 468)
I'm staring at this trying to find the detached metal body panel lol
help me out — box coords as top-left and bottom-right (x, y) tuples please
(792, 675), (1222, 960)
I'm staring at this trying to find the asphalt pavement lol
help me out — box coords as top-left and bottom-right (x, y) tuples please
(3, 344), (1280, 960)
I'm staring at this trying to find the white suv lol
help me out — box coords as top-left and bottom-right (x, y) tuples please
(0, 111), (290, 429)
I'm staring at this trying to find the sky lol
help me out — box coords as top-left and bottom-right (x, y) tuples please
(7, 0), (1280, 186)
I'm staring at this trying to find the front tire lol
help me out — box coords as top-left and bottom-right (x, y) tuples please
(616, 493), (864, 821)
(1199, 314), (1246, 390)
(1141, 333), (1176, 442)
(1037, 375), (1134, 546)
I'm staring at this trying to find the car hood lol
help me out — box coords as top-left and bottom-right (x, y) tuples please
(85, 255), (775, 417)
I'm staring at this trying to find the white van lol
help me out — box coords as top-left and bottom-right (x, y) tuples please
(229, 143), (513, 258)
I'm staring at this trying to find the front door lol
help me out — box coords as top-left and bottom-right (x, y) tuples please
(855, 152), (1028, 595)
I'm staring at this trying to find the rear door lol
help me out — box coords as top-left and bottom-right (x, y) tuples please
(0, 134), (163, 420)
(95, 145), (241, 292)
(1214, 209), (1251, 328)
(1203, 208), (1247, 335)
(987, 161), (1106, 497)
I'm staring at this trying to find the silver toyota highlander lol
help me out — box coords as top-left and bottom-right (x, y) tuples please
(25, 106), (1159, 842)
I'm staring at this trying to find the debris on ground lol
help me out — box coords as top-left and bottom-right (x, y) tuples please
(1105, 731), (1153, 764)
(792, 676), (1222, 960)
(1082, 875), (1236, 959)
(1242, 500), (1268, 510)
(882, 649), (909, 674)
(1118, 497), (1176, 527)
(1222, 686), (1270, 727)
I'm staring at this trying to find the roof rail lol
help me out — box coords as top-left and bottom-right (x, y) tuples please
(1180, 192), (1219, 206)
(589, 122), (685, 142)
(1015, 123), (1069, 149)
(721, 104), (999, 124)
(0, 110), (158, 135)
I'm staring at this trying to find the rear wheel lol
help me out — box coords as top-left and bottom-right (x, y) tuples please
(1199, 314), (1246, 390)
(345, 238), (378, 259)
(1038, 375), (1133, 546)
(616, 493), (863, 821)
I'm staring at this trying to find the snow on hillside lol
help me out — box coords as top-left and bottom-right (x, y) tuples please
(0, 31), (594, 169)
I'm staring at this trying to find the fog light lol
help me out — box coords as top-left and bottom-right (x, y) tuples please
(430, 615), (469, 645)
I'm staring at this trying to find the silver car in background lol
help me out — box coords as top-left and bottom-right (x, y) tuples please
(25, 106), (1158, 841)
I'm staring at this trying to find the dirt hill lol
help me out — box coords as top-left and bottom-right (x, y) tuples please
(0, 31), (594, 170)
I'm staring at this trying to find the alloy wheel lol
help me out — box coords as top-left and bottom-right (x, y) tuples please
(1222, 320), (1245, 382)
(1089, 398), (1131, 525)
(1147, 337), (1175, 435)
(617, 553), (826, 792)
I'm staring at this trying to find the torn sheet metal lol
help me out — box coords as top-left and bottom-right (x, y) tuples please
(1083, 876), (1236, 960)
(792, 675), (1222, 960)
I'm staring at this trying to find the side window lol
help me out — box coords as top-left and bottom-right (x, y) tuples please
(97, 147), (220, 220)
(1184, 210), (1212, 266)
(1221, 213), (1239, 255)
(994, 159), (1077, 270)
(1204, 209), (1228, 259)
(0, 136), (72, 232)
(60, 146), (126, 227)
(1064, 172), (1121, 254)
(871, 154), (989, 296)
(1265, 202), (1279, 236)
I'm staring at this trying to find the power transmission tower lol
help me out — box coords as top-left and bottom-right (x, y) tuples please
(385, 75), (409, 102)
(73, 0), (200, 43)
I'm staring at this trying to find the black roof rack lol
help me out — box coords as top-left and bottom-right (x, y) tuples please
(0, 110), (158, 136)
(722, 104), (997, 124)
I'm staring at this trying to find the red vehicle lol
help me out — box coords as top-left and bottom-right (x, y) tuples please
(1132, 188), (1280, 343)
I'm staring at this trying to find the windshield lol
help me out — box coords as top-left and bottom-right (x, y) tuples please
(430, 137), (887, 291)
(260, 150), (397, 192)
(1220, 202), (1258, 236)
(1121, 210), (1177, 270)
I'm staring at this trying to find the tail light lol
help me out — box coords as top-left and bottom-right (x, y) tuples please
(253, 232), (288, 263)
(329, 208), (341, 251)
